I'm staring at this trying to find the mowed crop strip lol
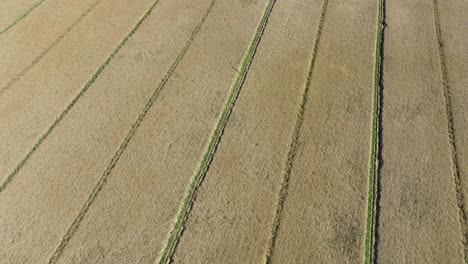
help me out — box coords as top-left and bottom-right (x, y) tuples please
(0, 0), (160, 191)
(364, 0), (385, 262)
(158, 0), (277, 262)
(1, 0), (467, 263)
(376, 0), (465, 262)
(51, 1), (276, 263)
(47, 0), (217, 262)
(171, 0), (326, 262)
(2, 0), (277, 263)
(0, 0), (221, 261)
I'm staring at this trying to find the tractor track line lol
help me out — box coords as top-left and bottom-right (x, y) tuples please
(0, 0), (105, 96)
(157, 0), (277, 263)
(432, 0), (468, 261)
(0, 0), (163, 195)
(371, 20), (385, 263)
(0, 0), (47, 35)
(46, 0), (217, 262)
(364, 0), (385, 262)
(263, 0), (329, 263)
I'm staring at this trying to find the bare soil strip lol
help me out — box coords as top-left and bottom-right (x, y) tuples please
(0, 0), (104, 91)
(364, 0), (385, 262)
(265, 0), (377, 262)
(432, 0), (468, 260)
(170, 0), (324, 263)
(0, 0), (216, 262)
(376, 0), (465, 262)
(11, 1), (271, 263)
(0, 0), (46, 35)
(0, 0), (157, 191)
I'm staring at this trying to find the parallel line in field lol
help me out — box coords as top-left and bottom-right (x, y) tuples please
(46, 0), (216, 262)
(370, 9), (385, 262)
(156, 0), (277, 262)
(0, 0), (104, 96)
(432, 0), (468, 261)
(0, 0), (163, 195)
(364, 0), (385, 262)
(263, 1), (328, 263)
(0, 0), (47, 35)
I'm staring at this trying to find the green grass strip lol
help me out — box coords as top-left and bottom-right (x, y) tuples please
(157, 0), (277, 263)
(364, 0), (384, 262)
(0, 0), (162, 194)
(0, 0), (47, 35)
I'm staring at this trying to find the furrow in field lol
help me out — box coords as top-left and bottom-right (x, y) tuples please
(158, 0), (276, 262)
(0, 0), (273, 263)
(170, 0), (325, 262)
(0, 0), (45, 35)
(376, 0), (465, 262)
(266, 1), (328, 262)
(0, 0), (104, 91)
(266, 0), (378, 262)
(0, 0), (158, 191)
(0, 0), (215, 262)
(49, 0), (217, 262)
(364, 0), (385, 262)
(432, 0), (468, 260)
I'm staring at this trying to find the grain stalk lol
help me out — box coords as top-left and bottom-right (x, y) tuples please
(264, 0), (329, 262)
(0, 0), (47, 35)
(0, 0), (105, 96)
(432, 0), (468, 261)
(157, 0), (277, 262)
(364, 0), (385, 262)
(46, 0), (218, 262)
(0, 0), (162, 194)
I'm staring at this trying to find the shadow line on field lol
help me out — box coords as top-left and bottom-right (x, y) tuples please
(432, 0), (468, 261)
(156, 0), (279, 263)
(0, 0), (47, 35)
(0, 0), (105, 97)
(0, 0), (162, 195)
(46, 0), (217, 262)
(371, 0), (386, 260)
(264, 0), (330, 263)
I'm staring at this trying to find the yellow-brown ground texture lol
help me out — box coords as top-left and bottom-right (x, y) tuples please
(0, 0), (467, 263)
